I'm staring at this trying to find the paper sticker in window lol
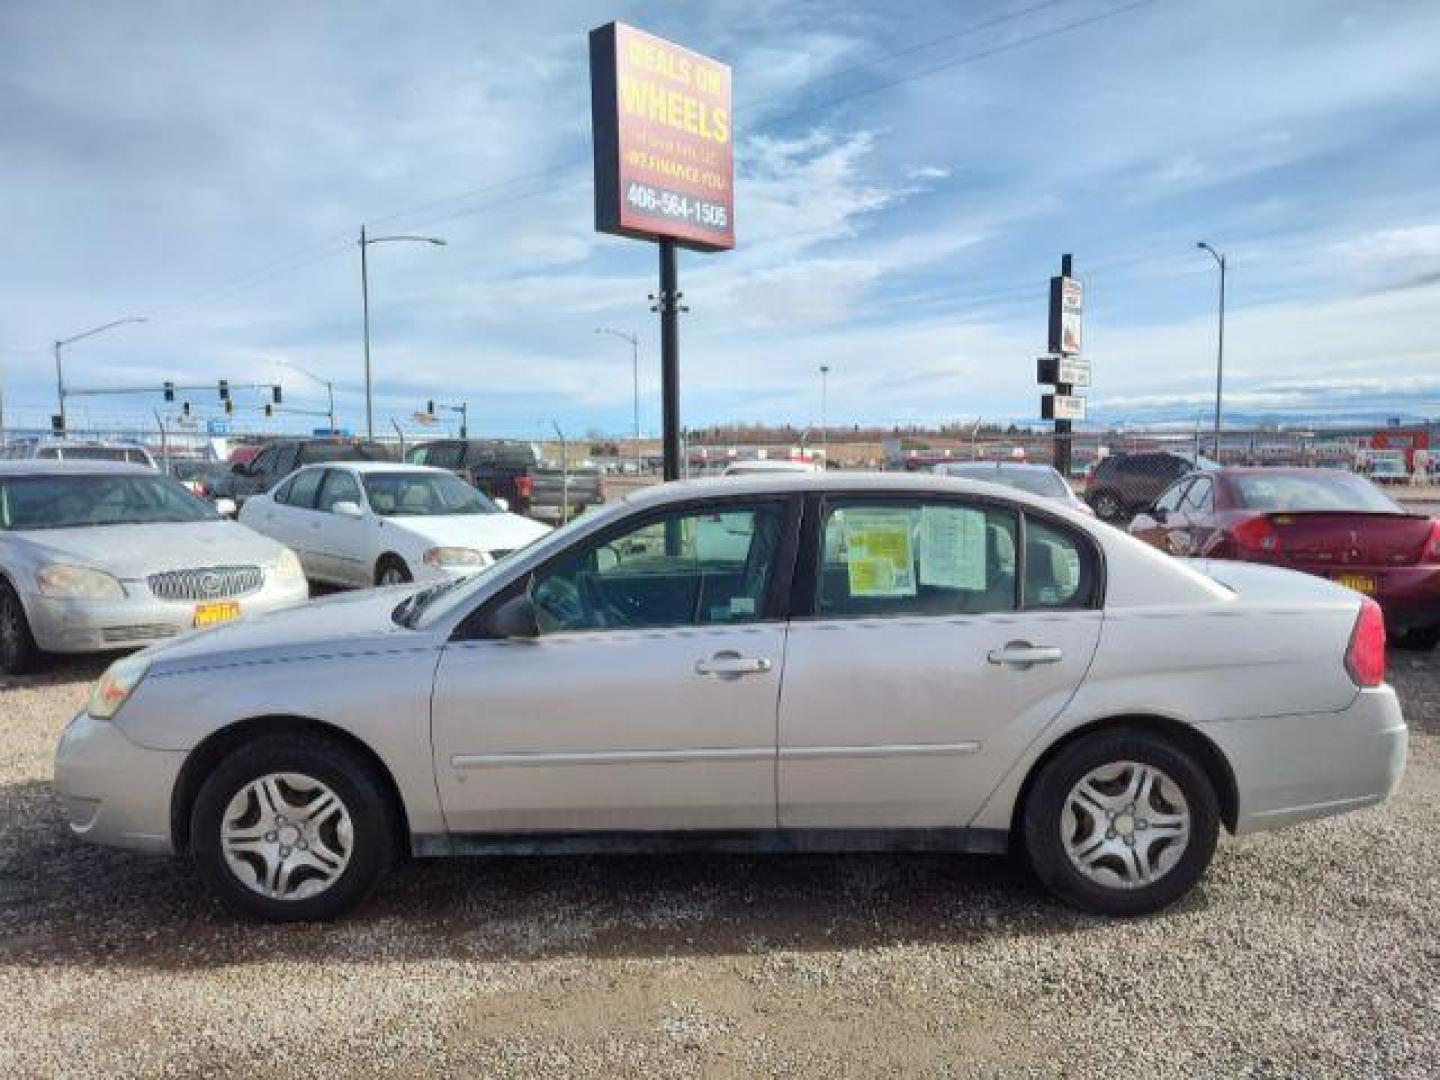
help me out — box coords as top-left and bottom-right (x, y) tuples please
(842, 510), (916, 597)
(919, 506), (987, 590)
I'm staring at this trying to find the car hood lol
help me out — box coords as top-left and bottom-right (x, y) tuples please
(382, 512), (550, 554)
(143, 585), (429, 671)
(11, 521), (284, 579)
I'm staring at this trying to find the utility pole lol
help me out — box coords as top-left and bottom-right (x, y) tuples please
(451, 402), (468, 438)
(1197, 241), (1227, 460)
(53, 316), (147, 432)
(819, 365), (830, 467)
(595, 327), (641, 473)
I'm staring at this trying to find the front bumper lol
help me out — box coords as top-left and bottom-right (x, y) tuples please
(1202, 686), (1407, 835)
(23, 576), (309, 654)
(53, 711), (185, 854)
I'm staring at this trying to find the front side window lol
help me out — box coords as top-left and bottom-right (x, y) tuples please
(530, 501), (787, 633)
(1181, 477), (1213, 513)
(316, 469), (363, 512)
(816, 499), (1019, 618)
(1154, 480), (1190, 513)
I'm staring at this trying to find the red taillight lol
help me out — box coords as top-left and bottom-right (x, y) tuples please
(1422, 519), (1440, 564)
(515, 476), (534, 499)
(1344, 597), (1387, 688)
(1231, 514), (1281, 556)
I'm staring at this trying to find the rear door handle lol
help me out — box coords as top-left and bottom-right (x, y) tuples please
(987, 642), (1063, 668)
(695, 653), (773, 678)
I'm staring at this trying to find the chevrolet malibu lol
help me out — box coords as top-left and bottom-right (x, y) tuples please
(55, 473), (1406, 921)
(1, 461), (308, 672)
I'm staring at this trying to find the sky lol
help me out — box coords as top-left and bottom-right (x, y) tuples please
(2, 0), (1439, 440)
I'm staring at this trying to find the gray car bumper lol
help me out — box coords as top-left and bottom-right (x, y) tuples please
(24, 578), (308, 653)
(53, 711), (185, 854)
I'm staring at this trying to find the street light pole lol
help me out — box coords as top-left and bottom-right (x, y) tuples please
(595, 328), (641, 472)
(53, 316), (147, 432)
(277, 358), (337, 433)
(819, 365), (831, 467)
(1197, 242), (1227, 459)
(358, 226), (447, 440)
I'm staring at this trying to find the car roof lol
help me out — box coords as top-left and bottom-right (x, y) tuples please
(618, 471), (1071, 513)
(293, 461), (449, 475)
(938, 461), (1057, 472)
(0, 459), (156, 477)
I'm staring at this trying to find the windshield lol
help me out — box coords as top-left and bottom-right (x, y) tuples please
(0, 474), (218, 530)
(363, 472), (498, 516)
(1231, 471), (1402, 513)
(945, 464), (1070, 498)
(297, 442), (392, 464)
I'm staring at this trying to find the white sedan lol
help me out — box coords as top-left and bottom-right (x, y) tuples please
(58, 473), (1405, 922)
(239, 463), (550, 587)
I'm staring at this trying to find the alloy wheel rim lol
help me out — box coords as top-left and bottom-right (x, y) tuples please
(1061, 760), (1190, 890)
(221, 772), (354, 901)
(380, 568), (405, 585)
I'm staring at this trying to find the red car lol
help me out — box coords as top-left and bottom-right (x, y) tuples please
(1129, 467), (1440, 650)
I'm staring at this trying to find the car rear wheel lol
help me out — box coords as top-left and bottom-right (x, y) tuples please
(375, 556), (412, 587)
(1090, 489), (1123, 521)
(1022, 729), (1220, 916)
(0, 581), (39, 675)
(1394, 626), (1439, 651)
(189, 733), (398, 922)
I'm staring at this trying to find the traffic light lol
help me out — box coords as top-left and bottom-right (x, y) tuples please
(264, 402), (273, 417)
(181, 401), (191, 418)
(51, 414), (64, 434)
(218, 379), (229, 401)
(163, 381), (175, 402)
(272, 384), (282, 404)
(224, 398), (233, 415)
(426, 400), (435, 415)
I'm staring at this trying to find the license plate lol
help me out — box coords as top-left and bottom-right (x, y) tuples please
(1336, 573), (1377, 595)
(194, 600), (241, 628)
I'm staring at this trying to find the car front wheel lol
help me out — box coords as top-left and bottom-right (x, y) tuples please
(189, 733), (398, 922)
(0, 581), (39, 674)
(1090, 489), (1123, 521)
(1022, 729), (1220, 916)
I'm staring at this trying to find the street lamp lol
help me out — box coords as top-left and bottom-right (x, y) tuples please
(1196, 241), (1226, 459)
(54, 316), (147, 431)
(595, 328), (641, 473)
(819, 364), (831, 467)
(276, 358), (337, 434)
(359, 226), (446, 439)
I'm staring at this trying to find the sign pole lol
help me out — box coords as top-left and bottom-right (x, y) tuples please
(658, 238), (682, 481)
(1053, 253), (1073, 477)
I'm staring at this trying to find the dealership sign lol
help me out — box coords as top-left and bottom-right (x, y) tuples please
(1048, 275), (1082, 355)
(1036, 355), (1091, 387)
(1041, 393), (1087, 421)
(589, 22), (734, 251)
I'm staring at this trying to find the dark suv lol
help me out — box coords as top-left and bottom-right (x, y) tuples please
(216, 438), (393, 506)
(1084, 452), (1195, 521)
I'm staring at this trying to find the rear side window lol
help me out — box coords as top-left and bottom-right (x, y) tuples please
(1023, 516), (1096, 610)
(816, 499), (1019, 618)
(425, 443), (464, 470)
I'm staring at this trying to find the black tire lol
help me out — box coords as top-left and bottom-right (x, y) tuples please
(1022, 729), (1220, 917)
(1089, 489), (1123, 522)
(375, 555), (412, 587)
(0, 580), (40, 675)
(1394, 625), (1439, 651)
(189, 733), (399, 922)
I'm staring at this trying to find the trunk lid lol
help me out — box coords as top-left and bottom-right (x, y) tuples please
(1259, 512), (1433, 567)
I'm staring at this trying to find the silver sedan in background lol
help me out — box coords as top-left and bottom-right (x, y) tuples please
(0, 461), (308, 671)
(933, 461), (1094, 515)
(54, 473), (1404, 923)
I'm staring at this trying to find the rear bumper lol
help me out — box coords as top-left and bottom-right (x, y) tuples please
(1201, 687), (1407, 835)
(53, 711), (183, 854)
(23, 577), (309, 654)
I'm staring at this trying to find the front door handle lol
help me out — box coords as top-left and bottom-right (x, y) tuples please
(695, 652), (773, 679)
(987, 642), (1063, 669)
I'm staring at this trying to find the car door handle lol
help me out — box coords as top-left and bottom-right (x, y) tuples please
(694, 654), (773, 678)
(987, 642), (1063, 668)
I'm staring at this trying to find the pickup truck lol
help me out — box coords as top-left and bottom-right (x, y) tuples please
(215, 438), (394, 506)
(404, 439), (604, 522)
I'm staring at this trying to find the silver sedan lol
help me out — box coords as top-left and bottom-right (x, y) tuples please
(55, 473), (1405, 921)
(1, 461), (308, 671)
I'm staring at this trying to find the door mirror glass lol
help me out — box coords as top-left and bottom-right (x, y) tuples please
(331, 500), (364, 518)
(493, 496), (510, 512)
(481, 592), (539, 639)
(1149, 506), (1168, 523)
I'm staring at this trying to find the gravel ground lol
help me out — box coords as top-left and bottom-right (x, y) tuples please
(2, 654), (1437, 1078)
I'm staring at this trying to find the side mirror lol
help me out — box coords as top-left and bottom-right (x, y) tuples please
(332, 500), (365, 519)
(481, 592), (538, 639)
(493, 497), (510, 512)
(213, 497), (238, 518)
(1150, 506), (1169, 523)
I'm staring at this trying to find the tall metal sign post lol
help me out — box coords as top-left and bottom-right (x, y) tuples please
(590, 22), (734, 481)
(1039, 253), (1087, 476)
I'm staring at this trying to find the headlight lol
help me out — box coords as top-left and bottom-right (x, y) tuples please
(37, 564), (125, 600)
(272, 548), (304, 580)
(88, 654), (151, 720)
(422, 546), (485, 567)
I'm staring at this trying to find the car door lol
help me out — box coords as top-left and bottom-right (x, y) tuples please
(429, 495), (799, 833)
(777, 494), (1103, 828)
(1173, 475), (1215, 556)
(312, 468), (373, 585)
(263, 467), (327, 578)
(1131, 478), (1191, 552)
